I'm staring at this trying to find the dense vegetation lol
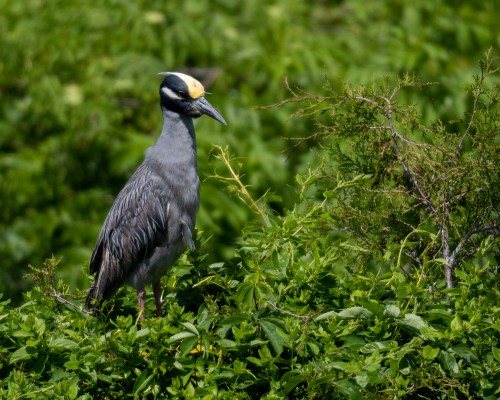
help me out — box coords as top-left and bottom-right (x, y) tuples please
(1, 0), (499, 300)
(1, 65), (499, 398)
(0, 0), (499, 398)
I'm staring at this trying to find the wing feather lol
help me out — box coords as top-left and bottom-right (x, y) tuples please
(86, 164), (170, 310)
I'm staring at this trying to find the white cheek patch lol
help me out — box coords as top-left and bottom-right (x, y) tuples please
(161, 86), (182, 100)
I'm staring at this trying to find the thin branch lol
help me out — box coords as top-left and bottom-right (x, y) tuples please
(354, 96), (385, 112)
(402, 249), (423, 269)
(383, 96), (437, 215)
(448, 222), (500, 268)
(456, 89), (480, 159)
(48, 290), (84, 314)
(440, 195), (454, 288)
(212, 146), (271, 228)
(267, 301), (309, 321)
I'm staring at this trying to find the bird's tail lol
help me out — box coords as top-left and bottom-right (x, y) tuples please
(85, 273), (119, 315)
(85, 282), (100, 315)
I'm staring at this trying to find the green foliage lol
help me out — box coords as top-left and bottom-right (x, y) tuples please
(1, 0), (500, 302)
(1, 0), (499, 397)
(1, 64), (499, 398)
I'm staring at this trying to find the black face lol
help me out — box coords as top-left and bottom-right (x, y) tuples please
(159, 75), (202, 118)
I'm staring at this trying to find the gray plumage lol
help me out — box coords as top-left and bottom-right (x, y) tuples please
(85, 72), (226, 318)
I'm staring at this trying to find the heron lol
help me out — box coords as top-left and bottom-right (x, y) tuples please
(85, 72), (226, 319)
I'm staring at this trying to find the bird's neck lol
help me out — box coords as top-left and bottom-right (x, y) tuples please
(146, 108), (197, 165)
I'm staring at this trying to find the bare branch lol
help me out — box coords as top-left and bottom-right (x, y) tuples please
(449, 222), (500, 268)
(267, 301), (309, 321)
(48, 290), (83, 313)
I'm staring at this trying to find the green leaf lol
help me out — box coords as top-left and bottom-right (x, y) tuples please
(492, 347), (500, 363)
(335, 379), (363, 400)
(360, 341), (392, 354)
(419, 326), (443, 340)
(133, 369), (154, 394)
(236, 282), (255, 313)
(384, 304), (401, 318)
(10, 346), (31, 363)
(255, 282), (273, 306)
(314, 310), (337, 321)
(453, 269), (468, 281)
(220, 314), (252, 326)
(282, 371), (307, 394)
(136, 328), (150, 338)
(422, 345), (440, 360)
(179, 336), (199, 357)
(64, 360), (80, 370)
(397, 313), (442, 340)
(170, 331), (197, 342)
(337, 307), (373, 319)
(439, 350), (460, 376)
(330, 362), (361, 373)
(48, 338), (79, 351)
(452, 344), (478, 363)
(181, 322), (199, 336)
(399, 313), (428, 330)
(259, 319), (284, 355)
(309, 373), (338, 387)
(450, 314), (463, 332)
(246, 356), (263, 366)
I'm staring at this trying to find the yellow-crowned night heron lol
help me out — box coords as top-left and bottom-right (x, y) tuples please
(85, 72), (226, 319)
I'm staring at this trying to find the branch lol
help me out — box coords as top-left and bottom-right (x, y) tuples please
(381, 96), (437, 215)
(448, 222), (500, 268)
(440, 195), (454, 288)
(48, 290), (84, 314)
(210, 146), (272, 228)
(402, 249), (423, 270)
(267, 301), (309, 321)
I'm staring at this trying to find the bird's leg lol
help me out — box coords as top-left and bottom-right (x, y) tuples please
(152, 281), (162, 317)
(137, 288), (146, 320)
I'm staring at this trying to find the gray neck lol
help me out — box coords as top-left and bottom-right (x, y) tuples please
(146, 108), (197, 169)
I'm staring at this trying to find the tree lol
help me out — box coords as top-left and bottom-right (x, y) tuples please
(270, 51), (499, 290)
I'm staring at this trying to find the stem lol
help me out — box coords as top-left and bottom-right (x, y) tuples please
(214, 145), (272, 227)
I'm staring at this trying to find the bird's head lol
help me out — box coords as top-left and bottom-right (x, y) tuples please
(158, 72), (226, 125)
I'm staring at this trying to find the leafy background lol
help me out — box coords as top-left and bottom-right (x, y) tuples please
(0, 0), (499, 398)
(1, 0), (498, 300)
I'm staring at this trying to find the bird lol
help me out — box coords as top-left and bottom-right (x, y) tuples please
(85, 72), (226, 319)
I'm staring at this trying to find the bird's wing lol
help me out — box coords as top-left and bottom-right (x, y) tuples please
(88, 163), (170, 301)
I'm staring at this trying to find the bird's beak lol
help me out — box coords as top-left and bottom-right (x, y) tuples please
(194, 97), (227, 125)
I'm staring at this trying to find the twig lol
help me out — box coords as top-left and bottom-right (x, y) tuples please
(212, 146), (271, 227)
(456, 90), (480, 159)
(48, 290), (85, 314)
(267, 301), (309, 321)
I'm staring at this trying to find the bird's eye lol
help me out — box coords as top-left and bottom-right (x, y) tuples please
(178, 91), (188, 100)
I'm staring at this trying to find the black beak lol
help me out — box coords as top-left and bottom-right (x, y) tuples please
(194, 97), (227, 125)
